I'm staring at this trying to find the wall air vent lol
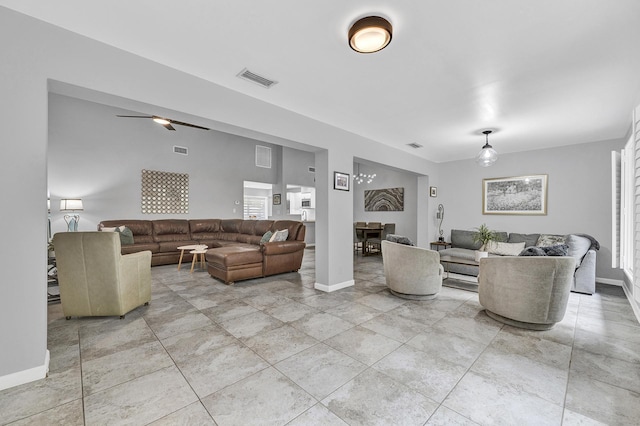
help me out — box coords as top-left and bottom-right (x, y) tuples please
(173, 146), (188, 155)
(308, 166), (316, 173)
(256, 145), (272, 168)
(237, 68), (278, 88)
(407, 143), (423, 149)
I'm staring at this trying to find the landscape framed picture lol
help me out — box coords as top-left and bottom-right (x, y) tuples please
(334, 171), (350, 191)
(482, 174), (548, 215)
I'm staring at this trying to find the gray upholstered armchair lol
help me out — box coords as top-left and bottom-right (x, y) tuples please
(381, 240), (443, 299)
(53, 231), (152, 319)
(478, 256), (576, 330)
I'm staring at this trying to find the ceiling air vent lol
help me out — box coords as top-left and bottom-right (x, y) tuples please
(237, 68), (278, 88)
(308, 166), (316, 173)
(173, 146), (188, 155)
(256, 145), (272, 168)
(407, 143), (423, 149)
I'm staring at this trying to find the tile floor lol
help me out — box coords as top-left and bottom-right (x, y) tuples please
(2, 248), (640, 425)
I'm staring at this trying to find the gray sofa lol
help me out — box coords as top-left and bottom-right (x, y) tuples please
(439, 229), (598, 294)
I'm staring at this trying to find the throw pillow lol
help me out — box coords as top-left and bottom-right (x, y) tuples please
(101, 226), (117, 232)
(485, 241), (525, 256)
(269, 229), (289, 242)
(565, 234), (591, 266)
(260, 231), (273, 243)
(519, 247), (547, 256)
(536, 234), (566, 247)
(386, 234), (415, 246)
(115, 226), (134, 245)
(541, 244), (569, 256)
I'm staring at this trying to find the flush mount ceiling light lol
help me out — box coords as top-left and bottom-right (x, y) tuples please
(476, 130), (498, 167)
(348, 16), (392, 53)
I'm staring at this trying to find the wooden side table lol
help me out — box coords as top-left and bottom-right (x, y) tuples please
(190, 248), (208, 273)
(430, 241), (451, 251)
(177, 244), (207, 270)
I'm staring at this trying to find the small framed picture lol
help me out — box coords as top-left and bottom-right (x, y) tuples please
(430, 186), (437, 197)
(334, 171), (350, 191)
(273, 193), (281, 205)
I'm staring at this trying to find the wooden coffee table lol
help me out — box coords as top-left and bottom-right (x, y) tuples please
(177, 244), (207, 271)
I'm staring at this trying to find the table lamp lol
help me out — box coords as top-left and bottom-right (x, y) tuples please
(60, 198), (83, 232)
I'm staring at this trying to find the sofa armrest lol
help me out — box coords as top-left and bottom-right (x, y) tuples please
(262, 241), (306, 255)
(573, 249), (596, 294)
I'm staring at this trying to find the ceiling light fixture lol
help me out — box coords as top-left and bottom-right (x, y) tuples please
(476, 130), (498, 167)
(348, 16), (392, 53)
(152, 117), (171, 125)
(354, 163), (376, 184)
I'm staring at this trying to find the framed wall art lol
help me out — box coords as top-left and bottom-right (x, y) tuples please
(273, 193), (281, 205)
(334, 171), (350, 191)
(482, 174), (548, 215)
(364, 187), (404, 211)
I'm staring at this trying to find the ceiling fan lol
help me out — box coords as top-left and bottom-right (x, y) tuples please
(116, 115), (210, 131)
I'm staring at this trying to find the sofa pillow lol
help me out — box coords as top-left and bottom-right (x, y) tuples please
(536, 234), (566, 247)
(541, 244), (569, 256)
(386, 234), (415, 246)
(519, 247), (547, 256)
(507, 233), (540, 248)
(101, 226), (117, 232)
(485, 241), (525, 256)
(565, 234), (591, 266)
(260, 231), (273, 243)
(269, 229), (289, 242)
(115, 226), (134, 245)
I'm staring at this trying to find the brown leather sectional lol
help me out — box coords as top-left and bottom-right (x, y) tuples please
(98, 219), (306, 284)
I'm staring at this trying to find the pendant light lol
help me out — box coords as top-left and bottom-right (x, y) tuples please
(476, 130), (498, 167)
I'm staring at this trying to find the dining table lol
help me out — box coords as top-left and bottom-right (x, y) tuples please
(355, 225), (383, 256)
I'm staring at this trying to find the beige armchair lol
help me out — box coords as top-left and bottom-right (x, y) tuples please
(53, 232), (152, 319)
(381, 240), (443, 299)
(478, 256), (576, 330)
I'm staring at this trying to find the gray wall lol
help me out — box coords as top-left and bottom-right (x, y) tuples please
(48, 94), (284, 234)
(437, 138), (625, 281)
(353, 162), (420, 242)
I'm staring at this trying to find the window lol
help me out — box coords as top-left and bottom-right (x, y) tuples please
(616, 135), (634, 277)
(243, 196), (268, 220)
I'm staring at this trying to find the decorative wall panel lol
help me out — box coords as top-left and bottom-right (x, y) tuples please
(364, 187), (404, 211)
(141, 169), (189, 214)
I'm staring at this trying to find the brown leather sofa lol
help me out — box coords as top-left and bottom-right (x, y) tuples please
(98, 219), (306, 284)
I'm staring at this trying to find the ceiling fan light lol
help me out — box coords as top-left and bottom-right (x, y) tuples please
(153, 117), (171, 125)
(349, 16), (392, 53)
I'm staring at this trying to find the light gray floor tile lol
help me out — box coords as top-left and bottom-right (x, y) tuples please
(387, 302), (449, 325)
(243, 325), (318, 363)
(0, 367), (82, 424)
(470, 347), (568, 405)
(263, 300), (319, 323)
(79, 316), (157, 361)
(218, 310), (283, 340)
(432, 310), (503, 345)
(289, 312), (355, 341)
(241, 293), (293, 310)
(570, 348), (640, 394)
(160, 323), (237, 363)
(373, 345), (468, 403)
(84, 366), (197, 426)
(562, 408), (608, 425)
(202, 367), (316, 426)
(575, 314), (640, 343)
(406, 327), (488, 368)
(9, 398), (84, 426)
(201, 299), (259, 323)
(490, 329), (572, 369)
(355, 291), (407, 312)
(426, 406), (479, 425)
(81, 340), (174, 396)
(275, 343), (367, 400)
(565, 374), (640, 425)
(573, 328), (640, 363)
(147, 401), (215, 425)
(325, 301), (383, 325)
(184, 291), (239, 310)
(324, 326), (403, 365)
(360, 312), (428, 342)
(322, 368), (438, 426)
(288, 403), (349, 426)
(578, 305), (640, 328)
(175, 341), (269, 398)
(299, 292), (351, 310)
(146, 309), (214, 339)
(443, 371), (564, 426)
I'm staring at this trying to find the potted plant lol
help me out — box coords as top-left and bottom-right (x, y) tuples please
(472, 224), (497, 261)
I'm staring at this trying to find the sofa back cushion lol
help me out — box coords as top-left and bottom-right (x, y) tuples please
(221, 219), (243, 234)
(450, 229), (482, 250)
(240, 220), (257, 236)
(153, 220), (190, 242)
(507, 233), (540, 248)
(99, 220), (154, 244)
(189, 219), (221, 241)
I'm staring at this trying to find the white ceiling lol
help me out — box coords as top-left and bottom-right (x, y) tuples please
(3, 0), (640, 162)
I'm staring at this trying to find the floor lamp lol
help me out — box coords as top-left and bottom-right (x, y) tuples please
(60, 198), (83, 232)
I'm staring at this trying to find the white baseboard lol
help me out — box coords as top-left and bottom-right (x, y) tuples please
(620, 284), (640, 325)
(596, 277), (623, 286)
(0, 350), (49, 391)
(315, 279), (354, 293)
